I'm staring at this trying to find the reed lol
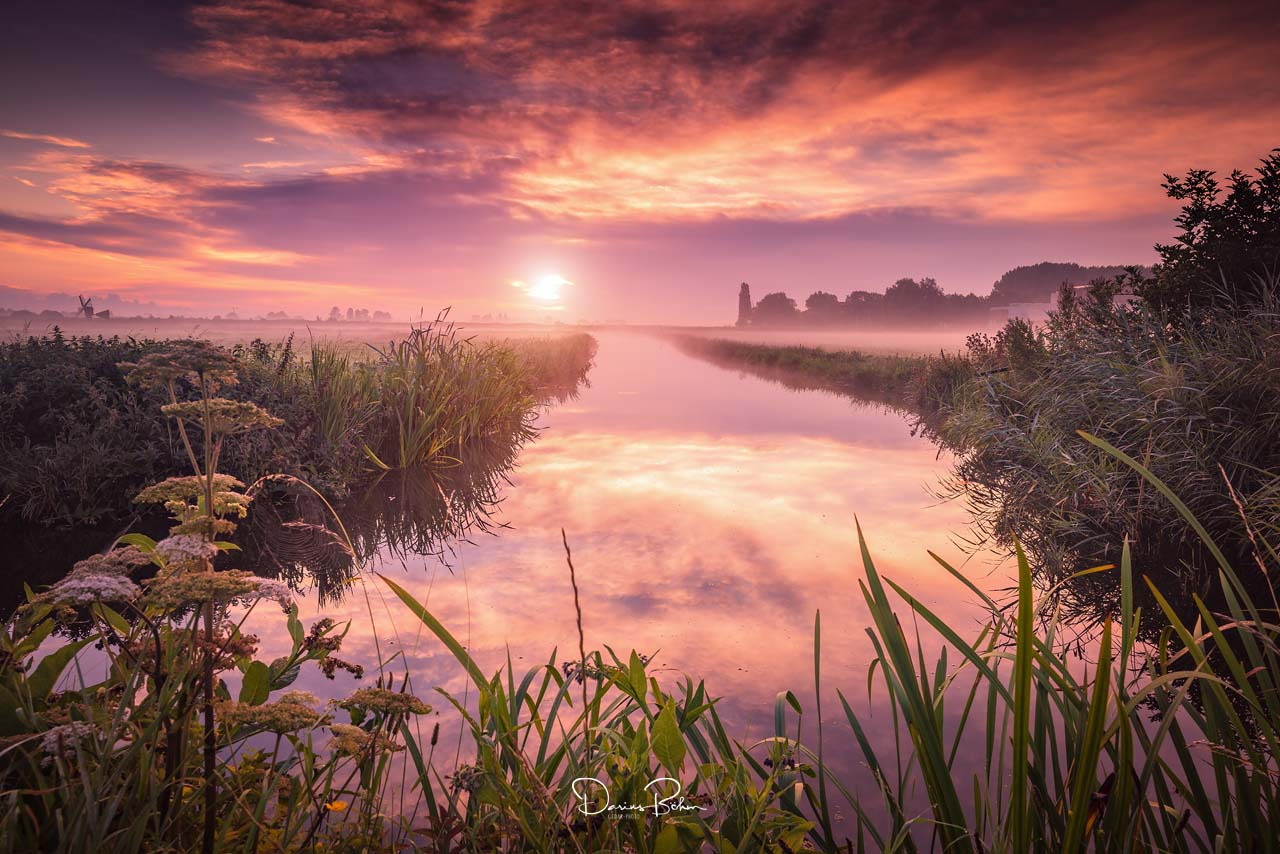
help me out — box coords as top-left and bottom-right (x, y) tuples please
(0, 323), (597, 527)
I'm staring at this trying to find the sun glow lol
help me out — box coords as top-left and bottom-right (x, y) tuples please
(528, 273), (570, 301)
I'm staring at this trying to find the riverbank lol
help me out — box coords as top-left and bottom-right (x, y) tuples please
(0, 324), (596, 530)
(675, 291), (1280, 621)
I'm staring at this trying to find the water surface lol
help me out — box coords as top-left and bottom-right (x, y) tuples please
(243, 331), (1008, 803)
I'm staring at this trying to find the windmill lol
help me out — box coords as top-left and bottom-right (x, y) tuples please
(77, 295), (95, 318)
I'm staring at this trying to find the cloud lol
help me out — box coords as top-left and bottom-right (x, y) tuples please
(1, 129), (92, 148)
(1, 0), (1276, 320)
(170, 0), (1280, 223)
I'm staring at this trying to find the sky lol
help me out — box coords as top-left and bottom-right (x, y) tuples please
(1, 0), (1277, 323)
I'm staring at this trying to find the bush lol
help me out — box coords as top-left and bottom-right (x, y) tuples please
(1141, 147), (1280, 313)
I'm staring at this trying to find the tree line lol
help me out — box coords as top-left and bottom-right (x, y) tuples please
(738, 262), (1140, 328)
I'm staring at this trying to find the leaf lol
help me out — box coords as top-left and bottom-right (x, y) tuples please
(240, 660), (270, 706)
(629, 650), (647, 705)
(287, 605), (304, 650)
(116, 533), (157, 553)
(362, 444), (391, 471)
(28, 639), (90, 702)
(652, 699), (686, 776)
(654, 822), (703, 854)
(268, 656), (300, 691)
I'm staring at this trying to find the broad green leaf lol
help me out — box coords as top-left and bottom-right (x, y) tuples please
(652, 699), (686, 776)
(268, 656), (301, 690)
(28, 639), (90, 701)
(240, 660), (270, 706)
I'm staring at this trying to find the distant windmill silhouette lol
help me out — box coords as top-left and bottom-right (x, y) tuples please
(78, 295), (94, 318)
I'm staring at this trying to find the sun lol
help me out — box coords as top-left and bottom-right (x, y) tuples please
(528, 273), (570, 301)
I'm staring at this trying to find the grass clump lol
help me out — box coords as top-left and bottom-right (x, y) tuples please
(937, 284), (1280, 615)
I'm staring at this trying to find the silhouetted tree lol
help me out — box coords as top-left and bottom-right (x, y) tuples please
(1144, 148), (1280, 312)
(882, 277), (946, 323)
(753, 292), (799, 324)
(990, 262), (1137, 305)
(804, 291), (840, 324)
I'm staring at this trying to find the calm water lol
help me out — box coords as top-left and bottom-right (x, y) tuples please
(236, 331), (1009, 804)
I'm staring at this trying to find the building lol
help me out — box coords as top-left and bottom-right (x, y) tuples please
(736, 282), (752, 327)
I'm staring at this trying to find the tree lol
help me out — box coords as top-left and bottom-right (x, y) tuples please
(804, 291), (840, 324)
(328, 306), (342, 322)
(752, 292), (799, 325)
(990, 262), (1136, 305)
(1144, 148), (1280, 312)
(882, 277), (945, 322)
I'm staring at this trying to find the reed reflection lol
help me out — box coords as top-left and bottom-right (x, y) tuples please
(238, 439), (524, 604)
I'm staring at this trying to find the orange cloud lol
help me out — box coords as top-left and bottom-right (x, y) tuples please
(1, 129), (92, 149)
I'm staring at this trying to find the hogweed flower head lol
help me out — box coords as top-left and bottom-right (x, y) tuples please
(41, 574), (141, 607)
(38, 546), (147, 606)
(119, 341), (239, 390)
(143, 568), (294, 611)
(39, 721), (97, 766)
(161, 399), (283, 435)
(339, 687), (431, 717)
(155, 534), (219, 569)
(328, 723), (402, 756)
(218, 690), (329, 733)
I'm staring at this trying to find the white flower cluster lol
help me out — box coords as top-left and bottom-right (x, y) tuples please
(39, 721), (97, 766)
(154, 534), (218, 568)
(43, 574), (141, 606)
(249, 576), (295, 610)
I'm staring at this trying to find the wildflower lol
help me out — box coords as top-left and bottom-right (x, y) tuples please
(449, 764), (484, 793)
(38, 548), (146, 606)
(303, 618), (341, 654)
(200, 627), (260, 671)
(154, 534), (219, 568)
(143, 569), (294, 611)
(40, 573), (140, 607)
(119, 342), (239, 390)
(338, 687), (431, 717)
(218, 690), (329, 733)
(161, 399), (283, 434)
(39, 721), (96, 765)
(69, 547), (148, 576)
(171, 517), (240, 537)
(328, 723), (402, 756)
(324, 800), (348, 812)
(319, 657), (364, 680)
(134, 475), (252, 520)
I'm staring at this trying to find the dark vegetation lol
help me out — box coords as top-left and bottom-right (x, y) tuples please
(0, 323), (596, 530)
(672, 335), (964, 432)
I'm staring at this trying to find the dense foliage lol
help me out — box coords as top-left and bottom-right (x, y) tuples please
(1143, 148), (1280, 312)
(942, 286), (1280, 617)
(0, 326), (596, 528)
